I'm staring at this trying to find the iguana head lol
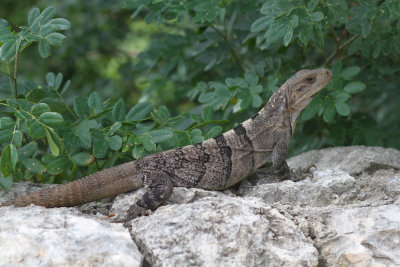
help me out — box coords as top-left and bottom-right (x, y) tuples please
(285, 68), (332, 135)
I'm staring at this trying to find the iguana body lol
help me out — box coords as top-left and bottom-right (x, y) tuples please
(1, 68), (332, 221)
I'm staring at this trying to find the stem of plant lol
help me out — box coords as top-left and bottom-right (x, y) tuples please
(56, 90), (79, 120)
(13, 43), (21, 98)
(210, 25), (244, 72)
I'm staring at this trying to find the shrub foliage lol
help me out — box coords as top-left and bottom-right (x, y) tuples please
(0, 1), (399, 188)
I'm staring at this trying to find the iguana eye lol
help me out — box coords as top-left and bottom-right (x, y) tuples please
(305, 77), (315, 83)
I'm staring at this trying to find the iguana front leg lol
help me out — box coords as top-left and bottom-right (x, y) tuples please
(271, 139), (291, 180)
(271, 139), (314, 181)
(114, 170), (173, 222)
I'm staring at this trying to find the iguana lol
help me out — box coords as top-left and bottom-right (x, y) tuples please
(0, 68), (332, 221)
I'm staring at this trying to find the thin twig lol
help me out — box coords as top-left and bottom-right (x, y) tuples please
(210, 25), (244, 72)
(339, 34), (358, 50)
(324, 27), (359, 67)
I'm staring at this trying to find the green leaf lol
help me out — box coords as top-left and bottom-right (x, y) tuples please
(60, 80), (71, 94)
(10, 144), (17, 170)
(336, 101), (350, 116)
(71, 152), (93, 166)
(207, 126), (222, 138)
(343, 82), (366, 94)
(47, 32), (66, 46)
(323, 105), (336, 122)
(226, 77), (247, 88)
(153, 105), (171, 124)
(45, 129), (60, 156)
(283, 26), (293, 47)
(23, 158), (47, 174)
(336, 92), (351, 102)
(76, 120), (98, 149)
(108, 122), (121, 136)
(301, 99), (319, 120)
(361, 21), (371, 38)
(250, 16), (273, 32)
(26, 89), (46, 102)
(49, 18), (71, 30)
(1, 145), (11, 177)
(176, 132), (191, 147)
(198, 92), (214, 103)
(134, 122), (155, 135)
(310, 11), (324, 21)
(266, 18), (287, 43)
(341, 66), (360, 79)
(0, 129), (12, 145)
(73, 96), (90, 120)
(39, 112), (64, 126)
(39, 23), (55, 37)
(88, 92), (103, 113)
(0, 117), (14, 129)
(31, 103), (51, 117)
(252, 85), (262, 94)
(18, 142), (38, 160)
(28, 8), (40, 26)
(112, 99), (126, 121)
(209, 83), (233, 110)
(307, 0), (319, 11)
(141, 134), (156, 152)
(130, 4), (145, 20)
(148, 129), (174, 143)
(27, 121), (46, 138)
(13, 130), (23, 147)
(190, 129), (204, 144)
(132, 145), (145, 160)
(244, 74), (258, 87)
(126, 101), (152, 121)
(107, 135), (122, 151)
(252, 94), (263, 108)
(313, 24), (324, 48)
(47, 156), (72, 175)
(299, 24), (313, 45)
(40, 98), (67, 113)
(41, 6), (56, 24)
(0, 171), (12, 190)
(372, 44), (380, 59)
(0, 18), (9, 28)
(39, 39), (51, 58)
(260, 4), (282, 16)
(93, 137), (108, 158)
(55, 73), (63, 89)
(0, 39), (17, 61)
(202, 106), (213, 121)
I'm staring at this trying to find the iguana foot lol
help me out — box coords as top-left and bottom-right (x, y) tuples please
(289, 164), (317, 182)
(111, 205), (151, 223)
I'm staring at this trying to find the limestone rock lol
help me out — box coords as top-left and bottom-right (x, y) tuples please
(1, 146), (400, 266)
(128, 196), (318, 267)
(305, 204), (400, 267)
(0, 205), (142, 267)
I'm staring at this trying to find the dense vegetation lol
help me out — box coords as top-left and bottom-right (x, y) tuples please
(0, 0), (399, 188)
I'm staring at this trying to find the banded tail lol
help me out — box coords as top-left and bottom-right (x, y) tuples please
(1, 162), (141, 208)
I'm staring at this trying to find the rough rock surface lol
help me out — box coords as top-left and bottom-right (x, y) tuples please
(1, 146), (399, 266)
(128, 196), (318, 267)
(0, 206), (142, 267)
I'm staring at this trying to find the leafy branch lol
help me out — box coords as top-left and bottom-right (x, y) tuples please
(210, 25), (244, 72)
